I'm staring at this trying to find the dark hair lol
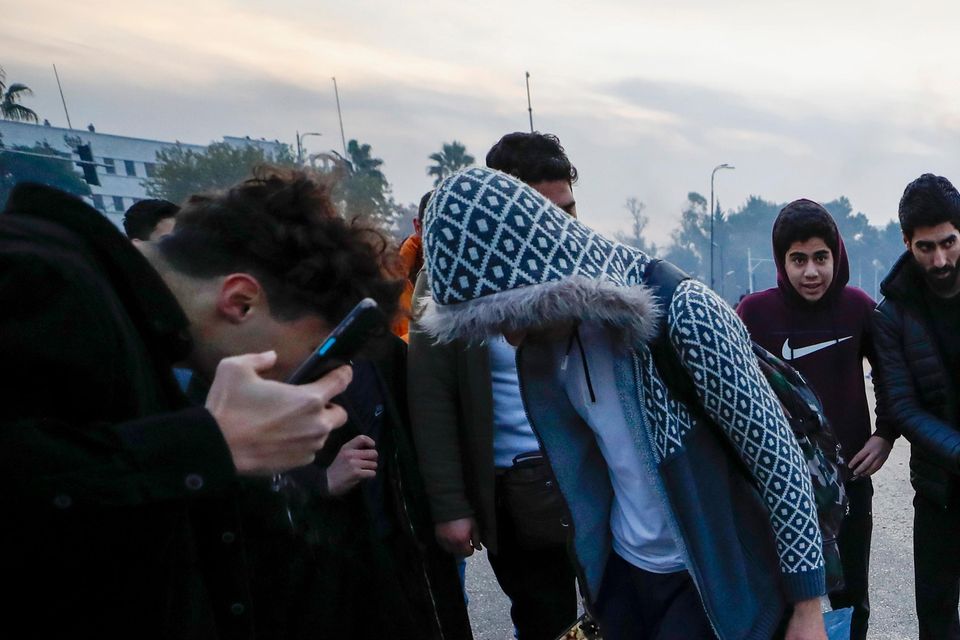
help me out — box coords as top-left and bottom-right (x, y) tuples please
(158, 165), (402, 327)
(898, 173), (960, 240)
(123, 199), (179, 240)
(772, 199), (839, 263)
(485, 132), (578, 186)
(417, 190), (433, 221)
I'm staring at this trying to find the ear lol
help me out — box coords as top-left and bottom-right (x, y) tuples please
(216, 274), (264, 324)
(413, 218), (422, 237)
(902, 232), (911, 250)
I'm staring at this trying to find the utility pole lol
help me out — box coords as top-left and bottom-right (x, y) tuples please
(331, 77), (347, 156)
(525, 71), (534, 132)
(709, 163), (735, 290)
(53, 64), (73, 130)
(296, 131), (322, 165)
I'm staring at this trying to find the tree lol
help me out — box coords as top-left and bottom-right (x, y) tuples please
(427, 141), (474, 186)
(144, 141), (294, 203)
(0, 67), (39, 123)
(615, 197), (657, 255)
(663, 192), (709, 281)
(329, 139), (399, 226)
(0, 140), (91, 208)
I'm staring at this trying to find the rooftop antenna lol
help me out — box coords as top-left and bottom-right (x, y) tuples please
(53, 64), (73, 129)
(332, 77), (347, 156)
(525, 71), (534, 132)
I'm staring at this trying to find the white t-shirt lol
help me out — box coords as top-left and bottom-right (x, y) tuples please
(555, 322), (685, 573)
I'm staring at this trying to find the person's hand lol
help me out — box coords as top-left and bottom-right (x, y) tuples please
(326, 435), (378, 496)
(205, 351), (351, 475)
(435, 517), (482, 556)
(849, 435), (893, 478)
(784, 597), (826, 640)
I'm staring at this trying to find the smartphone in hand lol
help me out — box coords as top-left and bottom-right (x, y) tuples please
(286, 298), (383, 385)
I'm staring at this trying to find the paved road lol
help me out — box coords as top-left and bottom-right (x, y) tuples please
(464, 375), (923, 639)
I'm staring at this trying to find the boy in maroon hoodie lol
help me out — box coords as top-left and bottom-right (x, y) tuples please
(737, 199), (898, 640)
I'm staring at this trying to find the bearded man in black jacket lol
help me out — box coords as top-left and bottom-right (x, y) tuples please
(0, 167), (401, 639)
(874, 173), (960, 640)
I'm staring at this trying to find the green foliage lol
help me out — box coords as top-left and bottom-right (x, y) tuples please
(0, 141), (90, 208)
(662, 192), (709, 281)
(331, 139), (398, 226)
(0, 67), (38, 123)
(427, 141), (474, 186)
(144, 141), (294, 203)
(660, 190), (906, 303)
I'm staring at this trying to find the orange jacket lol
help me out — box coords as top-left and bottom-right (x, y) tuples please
(391, 235), (423, 341)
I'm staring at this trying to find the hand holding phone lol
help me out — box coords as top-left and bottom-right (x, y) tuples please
(286, 298), (383, 385)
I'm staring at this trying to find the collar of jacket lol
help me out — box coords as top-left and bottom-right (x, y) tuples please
(879, 250), (929, 310)
(3, 183), (193, 362)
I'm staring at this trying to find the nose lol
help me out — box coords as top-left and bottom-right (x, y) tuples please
(933, 248), (949, 269)
(803, 262), (819, 278)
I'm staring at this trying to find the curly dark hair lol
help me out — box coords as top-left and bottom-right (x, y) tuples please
(485, 132), (578, 186)
(899, 173), (960, 240)
(157, 165), (402, 328)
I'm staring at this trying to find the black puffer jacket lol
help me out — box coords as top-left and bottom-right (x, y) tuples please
(874, 252), (960, 506)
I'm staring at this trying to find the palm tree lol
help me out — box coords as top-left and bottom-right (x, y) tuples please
(427, 141), (474, 186)
(346, 139), (386, 182)
(0, 67), (38, 123)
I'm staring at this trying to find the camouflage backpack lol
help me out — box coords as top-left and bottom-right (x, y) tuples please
(644, 259), (849, 592)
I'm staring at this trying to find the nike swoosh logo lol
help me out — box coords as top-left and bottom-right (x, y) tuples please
(781, 336), (853, 360)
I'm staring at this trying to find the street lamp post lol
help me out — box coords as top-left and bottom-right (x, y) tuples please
(296, 131), (322, 165)
(710, 163), (735, 290)
(746, 247), (775, 293)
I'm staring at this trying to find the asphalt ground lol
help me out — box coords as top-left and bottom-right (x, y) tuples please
(464, 374), (924, 639)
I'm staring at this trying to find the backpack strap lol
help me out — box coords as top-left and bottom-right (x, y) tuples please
(643, 259), (698, 407)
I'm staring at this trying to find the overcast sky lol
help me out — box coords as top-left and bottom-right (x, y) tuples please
(6, 0), (960, 244)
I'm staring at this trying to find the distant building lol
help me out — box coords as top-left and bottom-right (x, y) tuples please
(0, 120), (286, 228)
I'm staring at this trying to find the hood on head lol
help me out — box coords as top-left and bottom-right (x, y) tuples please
(771, 198), (850, 306)
(419, 167), (659, 345)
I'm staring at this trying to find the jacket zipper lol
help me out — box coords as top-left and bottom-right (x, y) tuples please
(393, 443), (447, 640)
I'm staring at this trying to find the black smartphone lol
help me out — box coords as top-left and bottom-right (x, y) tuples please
(285, 298), (382, 384)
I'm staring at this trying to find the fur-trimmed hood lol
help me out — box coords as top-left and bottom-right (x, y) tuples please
(419, 167), (660, 345)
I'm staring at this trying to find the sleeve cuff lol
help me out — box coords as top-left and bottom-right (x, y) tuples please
(782, 567), (826, 602)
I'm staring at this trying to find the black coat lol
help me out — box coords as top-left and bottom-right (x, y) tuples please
(286, 337), (473, 640)
(874, 252), (960, 506)
(0, 185), (250, 639)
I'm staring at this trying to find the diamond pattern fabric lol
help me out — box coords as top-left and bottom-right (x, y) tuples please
(423, 167), (648, 305)
(665, 279), (824, 574)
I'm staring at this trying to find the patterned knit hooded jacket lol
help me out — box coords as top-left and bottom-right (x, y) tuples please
(418, 167), (825, 640)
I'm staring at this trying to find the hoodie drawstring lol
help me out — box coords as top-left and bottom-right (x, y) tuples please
(566, 325), (596, 404)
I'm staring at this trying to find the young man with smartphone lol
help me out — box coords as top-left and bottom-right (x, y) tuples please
(0, 168), (398, 639)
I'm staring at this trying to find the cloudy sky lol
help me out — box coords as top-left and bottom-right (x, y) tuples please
(6, 0), (960, 243)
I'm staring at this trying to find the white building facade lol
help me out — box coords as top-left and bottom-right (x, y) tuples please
(0, 120), (286, 227)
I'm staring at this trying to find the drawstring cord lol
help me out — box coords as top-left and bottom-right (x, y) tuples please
(564, 325), (596, 403)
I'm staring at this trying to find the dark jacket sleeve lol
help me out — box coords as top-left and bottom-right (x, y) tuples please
(862, 303), (898, 443)
(872, 305), (960, 470)
(407, 271), (474, 523)
(0, 252), (236, 512)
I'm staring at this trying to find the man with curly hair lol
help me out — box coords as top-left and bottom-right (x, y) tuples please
(0, 167), (400, 639)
